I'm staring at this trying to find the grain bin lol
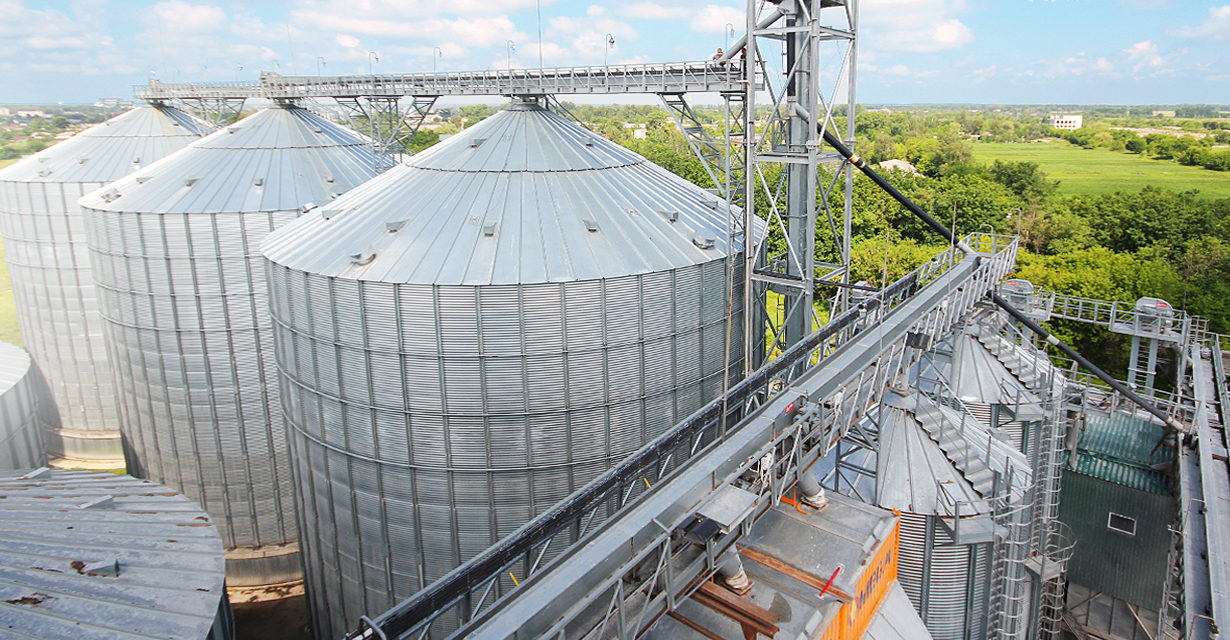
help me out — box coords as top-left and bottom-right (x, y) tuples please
(0, 341), (48, 469)
(261, 96), (754, 639)
(0, 104), (205, 468)
(80, 101), (380, 591)
(0, 467), (233, 640)
(826, 387), (1031, 640)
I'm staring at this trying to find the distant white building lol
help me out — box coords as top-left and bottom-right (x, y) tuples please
(877, 158), (922, 176)
(1047, 114), (1083, 130)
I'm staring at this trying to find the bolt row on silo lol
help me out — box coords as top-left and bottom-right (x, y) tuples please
(0, 104), (206, 468)
(0, 341), (49, 470)
(261, 97), (757, 639)
(0, 467), (233, 640)
(80, 101), (380, 591)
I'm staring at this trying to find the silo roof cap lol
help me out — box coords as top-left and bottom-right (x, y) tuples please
(0, 469), (228, 640)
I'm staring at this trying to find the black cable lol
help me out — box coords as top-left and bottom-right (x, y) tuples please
(817, 127), (1185, 432)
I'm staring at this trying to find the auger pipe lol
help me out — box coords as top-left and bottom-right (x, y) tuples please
(817, 126), (1186, 434)
(717, 6), (786, 63)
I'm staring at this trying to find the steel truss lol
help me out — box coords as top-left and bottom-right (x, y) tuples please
(170, 96), (246, 127)
(335, 95), (437, 172)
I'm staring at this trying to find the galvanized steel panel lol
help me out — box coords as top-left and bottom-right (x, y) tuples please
(80, 105), (379, 587)
(0, 468), (232, 640)
(262, 100), (750, 640)
(0, 106), (205, 464)
(0, 342), (46, 470)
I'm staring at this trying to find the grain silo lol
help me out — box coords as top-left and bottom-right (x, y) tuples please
(0, 341), (48, 470)
(0, 104), (206, 469)
(261, 96), (753, 639)
(825, 387), (1031, 640)
(0, 467), (233, 640)
(80, 101), (380, 592)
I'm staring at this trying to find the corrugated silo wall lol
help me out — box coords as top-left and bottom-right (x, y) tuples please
(0, 178), (117, 460)
(87, 206), (301, 585)
(0, 343), (47, 469)
(896, 512), (991, 640)
(267, 258), (744, 640)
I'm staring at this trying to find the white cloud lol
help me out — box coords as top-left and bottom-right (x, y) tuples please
(545, 9), (637, 64)
(689, 5), (744, 34)
(861, 0), (974, 53)
(619, 2), (690, 20)
(336, 34), (360, 48)
(1170, 5), (1230, 41)
(151, 0), (227, 33)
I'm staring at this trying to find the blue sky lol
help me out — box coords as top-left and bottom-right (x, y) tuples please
(2, 0), (1227, 105)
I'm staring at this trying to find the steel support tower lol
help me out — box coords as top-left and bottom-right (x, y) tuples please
(737, 0), (858, 373)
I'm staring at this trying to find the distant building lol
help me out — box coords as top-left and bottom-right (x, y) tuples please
(633, 128), (647, 140)
(1047, 114), (1083, 130)
(0, 107), (10, 116)
(877, 158), (921, 176)
(16, 110), (49, 118)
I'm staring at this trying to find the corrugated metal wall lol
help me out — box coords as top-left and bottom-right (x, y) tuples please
(895, 512), (991, 640)
(0, 106), (203, 466)
(1059, 470), (1175, 609)
(267, 260), (744, 640)
(82, 105), (379, 587)
(0, 342), (46, 470)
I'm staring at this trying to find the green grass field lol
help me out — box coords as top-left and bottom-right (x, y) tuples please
(0, 158), (20, 347)
(971, 142), (1230, 199)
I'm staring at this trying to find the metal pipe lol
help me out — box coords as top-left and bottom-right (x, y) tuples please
(718, 6), (785, 63)
(796, 471), (828, 509)
(815, 126), (1186, 434)
(715, 548), (751, 592)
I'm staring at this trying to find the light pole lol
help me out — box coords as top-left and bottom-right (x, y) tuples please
(317, 56), (326, 76)
(433, 47), (443, 76)
(604, 33), (615, 67)
(725, 23), (735, 50)
(368, 51), (379, 75)
(506, 40), (516, 74)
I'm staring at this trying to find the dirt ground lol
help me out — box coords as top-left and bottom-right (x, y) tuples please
(233, 595), (312, 640)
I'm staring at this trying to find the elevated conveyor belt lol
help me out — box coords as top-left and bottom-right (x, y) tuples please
(133, 62), (749, 100)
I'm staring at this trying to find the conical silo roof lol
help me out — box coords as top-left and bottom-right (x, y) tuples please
(80, 104), (374, 215)
(0, 104), (206, 184)
(0, 104), (205, 468)
(79, 102), (381, 590)
(262, 98), (757, 285)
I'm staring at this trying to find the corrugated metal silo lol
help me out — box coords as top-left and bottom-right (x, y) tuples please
(832, 388), (1031, 640)
(261, 97), (753, 639)
(79, 101), (380, 591)
(0, 104), (206, 468)
(0, 467), (233, 640)
(0, 341), (48, 470)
